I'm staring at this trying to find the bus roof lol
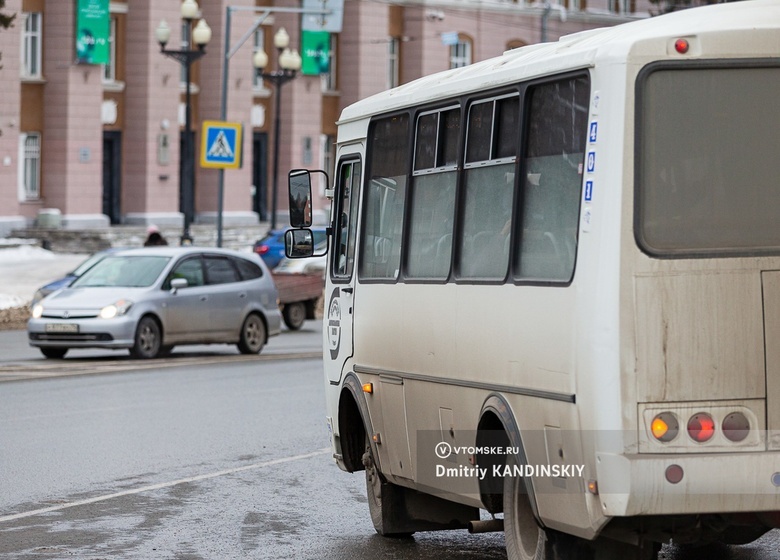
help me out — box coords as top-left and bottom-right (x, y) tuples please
(338, 0), (779, 124)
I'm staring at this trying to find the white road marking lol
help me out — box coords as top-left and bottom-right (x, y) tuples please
(0, 448), (330, 523)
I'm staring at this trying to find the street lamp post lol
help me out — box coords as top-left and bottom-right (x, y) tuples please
(253, 28), (302, 231)
(156, 0), (211, 245)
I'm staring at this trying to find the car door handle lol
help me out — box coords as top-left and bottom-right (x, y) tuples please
(342, 287), (353, 294)
(200, 296), (208, 301)
(238, 292), (247, 299)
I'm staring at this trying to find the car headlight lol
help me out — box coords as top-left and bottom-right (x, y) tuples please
(32, 304), (43, 319)
(99, 299), (133, 319)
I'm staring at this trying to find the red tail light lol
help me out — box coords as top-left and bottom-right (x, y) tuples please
(687, 413), (715, 443)
(255, 245), (270, 255)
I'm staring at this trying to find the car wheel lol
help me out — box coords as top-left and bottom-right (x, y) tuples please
(40, 347), (68, 359)
(282, 302), (306, 330)
(237, 313), (266, 354)
(130, 316), (162, 359)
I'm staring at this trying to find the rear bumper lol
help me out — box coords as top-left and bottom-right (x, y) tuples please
(596, 451), (780, 517)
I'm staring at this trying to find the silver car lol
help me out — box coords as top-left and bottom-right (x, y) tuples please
(28, 247), (282, 359)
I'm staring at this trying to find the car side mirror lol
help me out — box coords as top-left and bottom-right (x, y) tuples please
(170, 277), (188, 293)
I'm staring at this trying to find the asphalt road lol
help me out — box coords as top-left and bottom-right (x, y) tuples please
(0, 330), (508, 559)
(0, 323), (778, 559)
(0, 320), (323, 382)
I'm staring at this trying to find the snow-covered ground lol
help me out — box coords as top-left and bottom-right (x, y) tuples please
(0, 244), (86, 309)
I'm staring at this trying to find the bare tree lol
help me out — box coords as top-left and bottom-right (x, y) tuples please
(0, 0), (15, 29)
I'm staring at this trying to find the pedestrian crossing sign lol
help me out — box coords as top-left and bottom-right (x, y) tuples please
(200, 121), (242, 169)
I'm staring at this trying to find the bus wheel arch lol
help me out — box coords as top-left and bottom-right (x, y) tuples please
(478, 394), (540, 519)
(338, 377), (369, 473)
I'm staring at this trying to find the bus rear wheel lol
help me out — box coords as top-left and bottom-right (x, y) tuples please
(503, 455), (587, 560)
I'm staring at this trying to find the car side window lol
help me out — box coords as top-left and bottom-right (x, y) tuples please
(234, 257), (263, 281)
(164, 256), (205, 289)
(204, 256), (240, 285)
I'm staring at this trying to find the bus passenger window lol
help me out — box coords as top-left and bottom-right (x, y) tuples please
(360, 114), (410, 280)
(516, 76), (588, 283)
(458, 94), (518, 281)
(407, 106), (459, 280)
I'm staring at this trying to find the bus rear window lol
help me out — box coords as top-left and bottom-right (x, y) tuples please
(637, 65), (780, 257)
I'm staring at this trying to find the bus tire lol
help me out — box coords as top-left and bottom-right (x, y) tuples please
(362, 439), (414, 538)
(504, 455), (588, 560)
(282, 302), (306, 330)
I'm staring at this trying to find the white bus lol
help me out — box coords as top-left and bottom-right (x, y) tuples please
(286, 2), (780, 558)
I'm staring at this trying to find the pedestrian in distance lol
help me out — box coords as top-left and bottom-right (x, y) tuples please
(143, 225), (168, 247)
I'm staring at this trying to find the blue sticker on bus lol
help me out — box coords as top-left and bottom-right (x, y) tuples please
(585, 180), (594, 202)
(587, 151), (596, 173)
(589, 121), (598, 143)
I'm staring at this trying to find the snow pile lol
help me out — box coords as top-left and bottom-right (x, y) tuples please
(0, 246), (86, 310)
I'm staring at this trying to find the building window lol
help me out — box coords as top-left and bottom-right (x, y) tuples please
(449, 36), (471, 69)
(102, 17), (117, 83)
(321, 34), (337, 92)
(252, 28), (266, 90)
(19, 133), (41, 201)
(22, 12), (42, 78)
(387, 37), (400, 89)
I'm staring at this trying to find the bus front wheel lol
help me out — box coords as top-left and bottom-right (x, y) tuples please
(362, 439), (414, 538)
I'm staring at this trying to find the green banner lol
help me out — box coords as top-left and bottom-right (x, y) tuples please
(301, 30), (330, 76)
(75, 0), (110, 64)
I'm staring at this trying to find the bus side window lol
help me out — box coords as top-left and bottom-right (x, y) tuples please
(359, 114), (410, 281)
(516, 76), (589, 283)
(333, 160), (361, 279)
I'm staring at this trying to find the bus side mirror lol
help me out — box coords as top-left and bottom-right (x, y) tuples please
(288, 170), (313, 228)
(285, 228), (315, 259)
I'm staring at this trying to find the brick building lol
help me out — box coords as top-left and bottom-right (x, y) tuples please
(0, 0), (651, 238)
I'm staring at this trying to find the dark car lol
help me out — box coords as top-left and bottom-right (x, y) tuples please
(253, 227), (327, 269)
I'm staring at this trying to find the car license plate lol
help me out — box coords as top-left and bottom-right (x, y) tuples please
(45, 323), (79, 334)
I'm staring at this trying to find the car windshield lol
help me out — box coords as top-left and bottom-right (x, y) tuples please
(71, 251), (110, 277)
(71, 255), (171, 288)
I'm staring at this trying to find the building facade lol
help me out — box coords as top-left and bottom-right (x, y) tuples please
(0, 0), (654, 238)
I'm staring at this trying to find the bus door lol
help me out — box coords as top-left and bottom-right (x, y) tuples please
(326, 155), (362, 383)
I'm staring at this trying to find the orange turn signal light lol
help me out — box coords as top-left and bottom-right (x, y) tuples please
(651, 412), (679, 443)
(362, 382), (373, 394)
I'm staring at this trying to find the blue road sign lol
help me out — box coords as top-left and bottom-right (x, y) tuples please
(201, 121), (242, 169)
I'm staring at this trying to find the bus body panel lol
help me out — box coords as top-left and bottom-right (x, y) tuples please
(318, 0), (780, 547)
